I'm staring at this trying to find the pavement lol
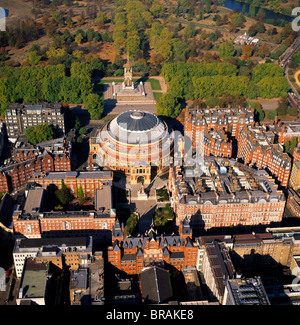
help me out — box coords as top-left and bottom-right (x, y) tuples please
(113, 172), (169, 235)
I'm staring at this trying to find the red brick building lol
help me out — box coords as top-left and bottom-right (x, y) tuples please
(0, 140), (71, 194)
(168, 157), (286, 231)
(28, 170), (113, 198)
(276, 122), (300, 145)
(12, 178), (115, 239)
(203, 129), (232, 158)
(184, 106), (254, 148)
(108, 220), (198, 275)
(237, 125), (291, 187)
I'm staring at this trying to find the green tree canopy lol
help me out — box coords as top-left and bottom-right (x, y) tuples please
(25, 124), (54, 145)
(156, 91), (181, 118)
(84, 93), (104, 120)
(218, 41), (235, 59)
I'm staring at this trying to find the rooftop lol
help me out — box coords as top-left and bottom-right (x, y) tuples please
(18, 258), (48, 301)
(171, 157), (284, 205)
(106, 110), (168, 145)
(225, 277), (270, 305)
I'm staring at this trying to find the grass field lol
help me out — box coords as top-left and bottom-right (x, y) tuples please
(153, 92), (163, 101)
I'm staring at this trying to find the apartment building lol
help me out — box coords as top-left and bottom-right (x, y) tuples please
(5, 103), (66, 139)
(287, 188), (300, 217)
(237, 125), (291, 187)
(197, 229), (300, 275)
(276, 121), (300, 145)
(16, 258), (49, 305)
(168, 157), (286, 231)
(203, 129), (232, 158)
(13, 236), (93, 278)
(196, 230), (300, 304)
(184, 106), (254, 147)
(0, 138), (72, 193)
(69, 252), (105, 305)
(201, 240), (235, 303)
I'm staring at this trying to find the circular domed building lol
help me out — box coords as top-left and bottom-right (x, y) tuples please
(93, 110), (173, 184)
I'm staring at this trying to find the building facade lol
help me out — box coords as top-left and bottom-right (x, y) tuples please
(201, 240), (235, 303)
(28, 170), (113, 198)
(168, 157), (286, 231)
(0, 138), (71, 193)
(90, 110), (173, 184)
(237, 125), (291, 187)
(5, 103), (66, 139)
(12, 181), (116, 239)
(203, 129), (232, 158)
(184, 106), (254, 148)
(13, 236), (93, 278)
(108, 225), (198, 275)
(289, 161), (300, 191)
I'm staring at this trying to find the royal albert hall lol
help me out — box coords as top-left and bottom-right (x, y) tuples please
(95, 110), (173, 183)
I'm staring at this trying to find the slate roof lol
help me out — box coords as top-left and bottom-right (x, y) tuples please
(140, 266), (173, 304)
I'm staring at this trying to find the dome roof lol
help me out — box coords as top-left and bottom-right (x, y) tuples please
(117, 110), (158, 132)
(107, 110), (167, 145)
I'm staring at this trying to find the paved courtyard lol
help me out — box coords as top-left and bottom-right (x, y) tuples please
(103, 81), (157, 116)
(113, 173), (169, 234)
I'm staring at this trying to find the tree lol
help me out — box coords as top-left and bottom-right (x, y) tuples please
(150, 0), (164, 18)
(259, 44), (270, 58)
(74, 116), (81, 130)
(183, 24), (196, 38)
(242, 45), (253, 58)
(257, 77), (290, 98)
(55, 179), (72, 206)
(126, 212), (138, 235)
(77, 185), (84, 198)
(84, 93), (104, 120)
(205, 97), (221, 108)
(27, 50), (41, 66)
(253, 102), (265, 122)
(230, 13), (245, 28)
(156, 92), (181, 118)
(172, 40), (188, 61)
(79, 127), (87, 135)
(252, 63), (284, 83)
(97, 12), (108, 28)
(218, 42), (235, 59)
(75, 33), (83, 45)
(25, 124), (54, 144)
(126, 33), (141, 60)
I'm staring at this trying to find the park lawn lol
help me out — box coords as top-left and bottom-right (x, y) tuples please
(153, 92), (163, 101)
(148, 78), (162, 91)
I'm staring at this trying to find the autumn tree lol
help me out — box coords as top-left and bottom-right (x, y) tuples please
(242, 45), (253, 58)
